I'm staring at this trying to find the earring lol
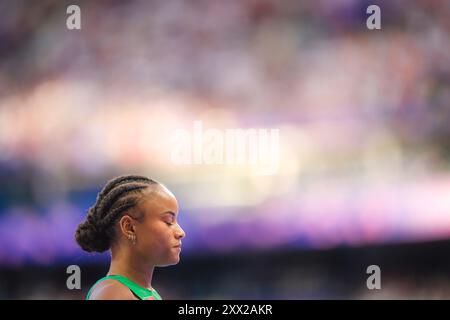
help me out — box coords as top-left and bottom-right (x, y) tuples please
(128, 233), (137, 245)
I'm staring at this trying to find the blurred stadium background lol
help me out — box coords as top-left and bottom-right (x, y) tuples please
(0, 0), (450, 299)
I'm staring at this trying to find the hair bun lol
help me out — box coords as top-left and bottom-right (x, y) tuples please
(74, 218), (110, 253)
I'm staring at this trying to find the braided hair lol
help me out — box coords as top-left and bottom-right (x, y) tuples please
(75, 175), (158, 253)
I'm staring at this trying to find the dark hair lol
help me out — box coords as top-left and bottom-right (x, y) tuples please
(75, 175), (158, 253)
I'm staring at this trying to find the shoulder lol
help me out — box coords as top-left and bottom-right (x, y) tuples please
(88, 279), (137, 300)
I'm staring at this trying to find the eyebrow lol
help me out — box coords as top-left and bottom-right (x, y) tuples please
(161, 211), (177, 217)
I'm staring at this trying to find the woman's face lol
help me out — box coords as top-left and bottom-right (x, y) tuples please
(132, 184), (186, 266)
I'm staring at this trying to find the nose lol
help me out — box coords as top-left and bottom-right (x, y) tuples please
(175, 223), (186, 239)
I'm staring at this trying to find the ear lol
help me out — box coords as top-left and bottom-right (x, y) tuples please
(118, 215), (135, 237)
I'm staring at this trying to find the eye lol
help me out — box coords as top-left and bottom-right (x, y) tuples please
(162, 213), (176, 226)
(164, 218), (175, 226)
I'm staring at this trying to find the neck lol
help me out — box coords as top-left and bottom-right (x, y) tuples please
(108, 246), (155, 290)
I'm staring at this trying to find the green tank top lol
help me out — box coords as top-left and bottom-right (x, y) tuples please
(86, 275), (162, 300)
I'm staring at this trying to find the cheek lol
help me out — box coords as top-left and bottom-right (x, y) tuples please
(138, 223), (171, 247)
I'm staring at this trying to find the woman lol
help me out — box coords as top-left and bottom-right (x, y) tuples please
(75, 175), (186, 300)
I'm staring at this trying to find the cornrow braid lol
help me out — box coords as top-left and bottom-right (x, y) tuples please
(75, 175), (158, 253)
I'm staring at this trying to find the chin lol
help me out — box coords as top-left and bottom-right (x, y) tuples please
(158, 256), (180, 267)
(170, 255), (181, 265)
